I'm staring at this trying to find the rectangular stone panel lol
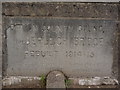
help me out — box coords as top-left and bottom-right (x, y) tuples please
(4, 17), (117, 78)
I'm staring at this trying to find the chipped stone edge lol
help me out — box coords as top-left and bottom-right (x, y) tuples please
(0, 1), (2, 90)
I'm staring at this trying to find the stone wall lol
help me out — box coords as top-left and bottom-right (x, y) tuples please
(1, 2), (120, 89)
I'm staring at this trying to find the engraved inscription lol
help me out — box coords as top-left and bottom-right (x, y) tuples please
(6, 18), (116, 77)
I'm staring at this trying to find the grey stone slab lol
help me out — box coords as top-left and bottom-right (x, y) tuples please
(46, 71), (66, 88)
(3, 17), (118, 78)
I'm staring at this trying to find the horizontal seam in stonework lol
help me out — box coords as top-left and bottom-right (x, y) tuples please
(2, 16), (119, 21)
(2, 2), (119, 4)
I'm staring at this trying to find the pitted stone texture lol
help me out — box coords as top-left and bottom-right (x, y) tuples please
(118, 24), (120, 86)
(2, 76), (44, 88)
(118, 4), (120, 85)
(0, 0), (120, 2)
(0, 76), (1, 90)
(47, 71), (66, 88)
(0, 2), (2, 90)
(2, 2), (118, 20)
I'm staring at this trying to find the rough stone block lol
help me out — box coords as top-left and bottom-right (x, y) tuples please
(46, 71), (65, 88)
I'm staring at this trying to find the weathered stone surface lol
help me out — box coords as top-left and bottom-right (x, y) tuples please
(2, 3), (119, 85)
(2, 76), (44, 88)
(118, 25), (120, 89)
(118, 3), (120, 86)
(69, 77), (118, 86)
(46, 71), (65, 88)
(3, 17), (118, 78)
(0, 0), (120, 2)
(0, 2), (2, 90)
(2, 2), (118, 20)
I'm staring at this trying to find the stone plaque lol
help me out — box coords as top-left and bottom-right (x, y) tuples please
(6, 17), (117, 77)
